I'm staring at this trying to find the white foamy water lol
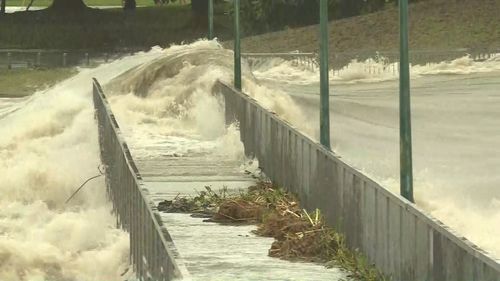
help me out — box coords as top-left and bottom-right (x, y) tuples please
(3, 38), (498, 280)
(0, 48), (165, 281)
(102, 41), (346, 280)
(104, 41), (312, 159)
(0, 40), (318, 281)
(253, 55), (500, 259)
(253, 53), (500, 85)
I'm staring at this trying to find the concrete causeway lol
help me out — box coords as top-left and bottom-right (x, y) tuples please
(124, 134), (349, 280)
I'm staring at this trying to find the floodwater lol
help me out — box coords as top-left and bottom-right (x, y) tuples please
(1, 39), (499, 281)
(0, 41), (347, 281)
(0, 47), (165, 281)
(104, 41), (348, 280)
(253, 55), (500, 259)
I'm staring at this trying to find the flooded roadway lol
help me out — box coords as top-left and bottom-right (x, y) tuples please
(255, 58), (500, 259)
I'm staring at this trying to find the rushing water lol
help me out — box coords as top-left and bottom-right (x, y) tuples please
(253, 54), (500, 259)
(103, 42), (347, 281)
(0, 48), (165, 281)
(0, 41), (319, 281)
(1, 40), (499, 280)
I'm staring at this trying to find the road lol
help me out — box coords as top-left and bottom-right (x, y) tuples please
(254, 59), (500, 259)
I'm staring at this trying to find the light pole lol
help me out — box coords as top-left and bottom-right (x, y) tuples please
(234, 0), (241, 90)
(399, 0), (414, 202)
(319, 0), (331, 149)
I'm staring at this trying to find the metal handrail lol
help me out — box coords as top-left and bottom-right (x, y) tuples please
(93, 78), (190, 281)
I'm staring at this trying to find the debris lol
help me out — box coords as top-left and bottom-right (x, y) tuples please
(156, 182), (386, 280)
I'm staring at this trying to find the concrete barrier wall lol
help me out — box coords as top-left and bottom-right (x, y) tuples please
(93, 79), (190, 281)
(215, 81), (500, 281)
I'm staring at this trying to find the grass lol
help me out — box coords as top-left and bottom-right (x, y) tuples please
(2, 0), (498, 55)
(0, 68), (77, 97)
(227, 0), (500, 56)
(0, 4), (233, 50)
(5, 0), (184, 7)
(158, 183), (386, 281)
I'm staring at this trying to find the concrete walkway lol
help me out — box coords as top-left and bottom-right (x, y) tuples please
(124, 134), (349, 280)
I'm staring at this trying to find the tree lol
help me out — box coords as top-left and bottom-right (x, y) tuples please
(339, 0), (364, 17)
(123, 0), (136, 11)
(191, 0), (208, 30)
(1, 0), (6, 15)
(44, 0), (136, 13)
(50, 0), (87, 11)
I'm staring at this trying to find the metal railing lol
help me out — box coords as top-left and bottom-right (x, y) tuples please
(242, 52), (319, 72)
(242, 49), (500, 77)
(216, 80), (500, 281)
(332, 49), (500, 71)
(0, 49), (141, 69)
(93, 79), (190, 281)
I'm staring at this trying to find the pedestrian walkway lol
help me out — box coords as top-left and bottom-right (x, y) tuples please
(120, 126), (348, 280)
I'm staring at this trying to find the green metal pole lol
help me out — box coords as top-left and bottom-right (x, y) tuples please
(234, 0), (242, 90)
(319, 0), (331, 149)
(399, 0), (414, 202)
(208, 0), (214, 40)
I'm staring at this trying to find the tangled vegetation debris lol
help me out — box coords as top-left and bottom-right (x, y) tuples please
(157, 182), (386, 281)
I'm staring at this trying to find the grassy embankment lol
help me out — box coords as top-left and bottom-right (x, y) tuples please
(3, 0), (499, 52)
(2, 0), (499, 96)
(5, 0), (173, 7)
(227, 0), (500, 56)
(0, 3), (227, 96)
(0, 4), (233, 50)
(0, 68), (77, 97)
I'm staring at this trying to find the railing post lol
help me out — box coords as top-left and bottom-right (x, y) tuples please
(233, 0), (242, 90)
(399, 0), (414, 202)
(7, 52), (12, 70)
(62, 53), (67, 67)
(208, 0), (214, 40)
(36, 52), (41, 67)
(319, 0), (331, 149)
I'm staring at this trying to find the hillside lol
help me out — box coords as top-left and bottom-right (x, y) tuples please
(227, 0), (500, 56)
(1, 0), (498, 54)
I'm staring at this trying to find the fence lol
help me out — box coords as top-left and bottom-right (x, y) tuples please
(332, 49), (500, 74)
(241, 49), (500, 77)
(215, 80), (500, 281)
(0, 49), (141, 69)
(93, 79), (190, 281)
(243, 52), (318, 72)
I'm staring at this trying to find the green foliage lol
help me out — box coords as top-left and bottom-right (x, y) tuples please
(236, 0), (427, 33)
(0, 68), (77, 97)
(0, 6), (234, 49)
(4, 0), (160, 7)
(238, 0), (323, 33)
(157, 182), (387, 280)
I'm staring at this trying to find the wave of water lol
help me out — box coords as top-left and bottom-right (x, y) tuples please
(2, 39), (498, 280)
(0, 48), (165, 281)
(107, 42), (500, 263)
(105, 41), (313, 158)
(0, 40), (313, 281)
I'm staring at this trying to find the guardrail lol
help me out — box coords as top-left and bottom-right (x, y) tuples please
(332, 49), (500, 73)
(93, 79), (190, 281)
(241, 49), (500, 77)
(242, 52), (318, 72)
(0, 49), (141, 69)
(215, 80), (500, 281)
